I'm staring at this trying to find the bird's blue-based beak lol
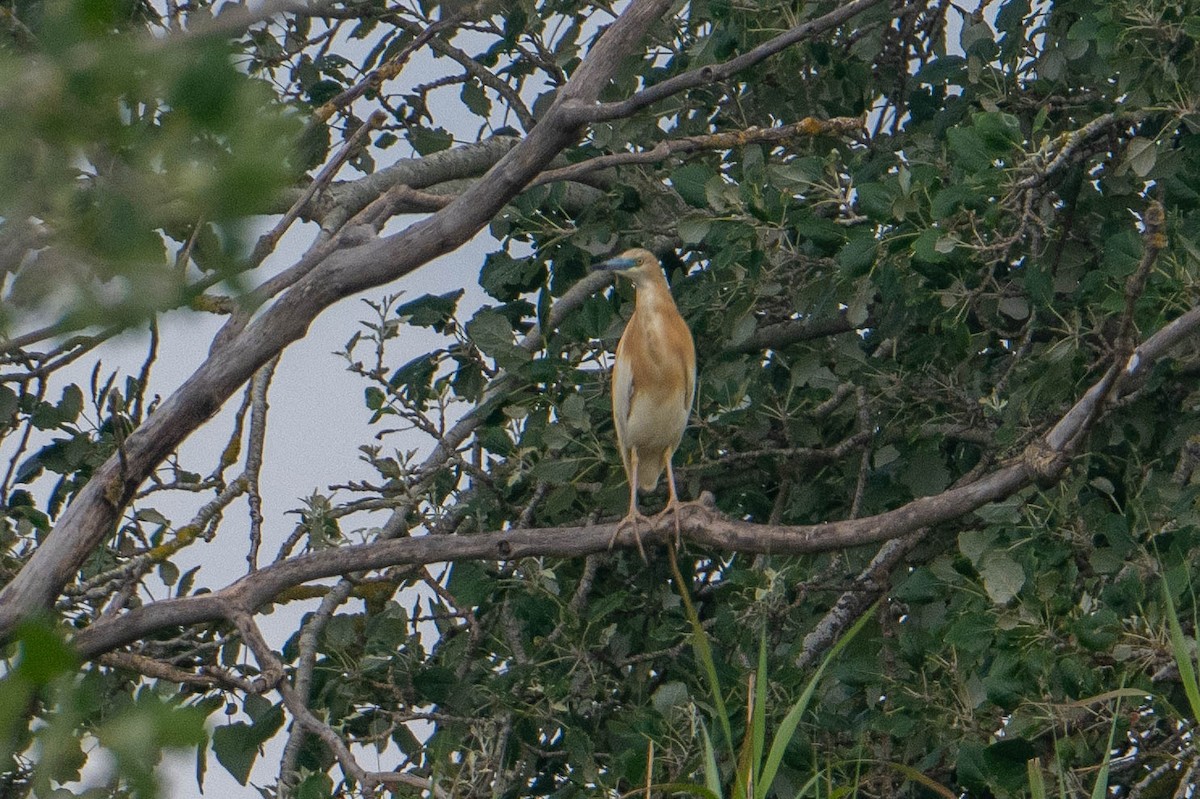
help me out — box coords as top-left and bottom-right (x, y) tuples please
(594, 257), (636, 272)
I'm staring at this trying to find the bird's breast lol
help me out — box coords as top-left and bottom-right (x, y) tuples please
(613, 303), (695, 452)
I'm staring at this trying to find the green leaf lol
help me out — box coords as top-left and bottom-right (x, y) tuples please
(1124, 137), (1157, 177)
(751, 631), (767, 786)
(479, 252), (544, 302)
(912, 227), (949, 263)
(0, 386), (18, 421)
(169, 41), (240, 128)
(58, 384), (84, 423)
(158, 560), (179, 587)
(678, 215), (711, 245)
(651, 681), (689, 714)
(668, 549), (734, 760)
(413, 666), (456, 703)
(979, 551), (1025, 605)
(364, 386), (386, 411)
(297, 772), (334, 799)
(408, 126), (453, 155)
(984, 738), (1038, 794)
(323, 614), (358, 651)
(445, 561), (489, 610)
(14, 621), (78, 686)
(394, 289), (463, 331)
(901, 450), (950, 496)
(1089, 693), (1123, 799)
(461, 80), (491, 117)
(530, 457), (583, 484)
(946, 127), (992, 172)
(915, 55), (966, 84)
(972, 111), (1022, 153)
(837, 231), (877, 276)
(212, 723), (258, 785)
(995, 0), (1031, 35)
(958, 528), (994, 565)
(1101, 229), (1141, 277)
(388, 355), (437, 404)
(466, 309), (528, 368)
(700, 724), (723, 799)
(998, 295), (1030, 320)
(670, 164), (715, 208)
(955, 741), (988, 792)
(1028, 758), (1047, 799)
(931, 184), (980, 220)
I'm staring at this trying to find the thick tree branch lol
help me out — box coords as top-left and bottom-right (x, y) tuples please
(303, 134), (521, 222)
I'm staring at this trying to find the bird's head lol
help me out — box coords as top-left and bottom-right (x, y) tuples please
(593, 248), (663, 287)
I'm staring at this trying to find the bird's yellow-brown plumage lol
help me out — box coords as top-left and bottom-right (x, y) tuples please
(595, 248), (695, 556)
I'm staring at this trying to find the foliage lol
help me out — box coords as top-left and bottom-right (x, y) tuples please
(5, 0), (1200, 797)
(0, 0), (301, 331)
(686, 595), (878, 799)
(0, 620), (208, 797)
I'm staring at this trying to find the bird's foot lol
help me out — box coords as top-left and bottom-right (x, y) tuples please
(609, 511), (652, 562)
(655, 500), (685, 550)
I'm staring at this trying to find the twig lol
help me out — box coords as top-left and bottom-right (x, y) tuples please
(277, 579), (357, 794)
(0, 378), (45, 504)
(1056, 200), (1166, 460)
(98, 650), (223, 689)
(793, 533), (918, 671)
(249, 111), (387, 267)
(131, 319), (159, 424)
(681, 430), (870, 472)
(245, 357), (280, 572)
(532, 117), (864, 187)
(311, 5), (477, 123)
(1016, 112), (1144, 190)
(722, 310), (864, 354)
(849, 387), (872, 520)
(392, 16), (535, 132)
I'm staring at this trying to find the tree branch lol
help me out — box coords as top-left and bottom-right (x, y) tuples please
(563, 0), (891, 124)
(531, 117), (864, 188)
(721, 309), (866, 354)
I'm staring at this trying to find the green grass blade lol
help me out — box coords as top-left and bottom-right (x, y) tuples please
(873, 761), (956, 799)
(1088, 692), (1122, 799)
(668, 546), (734, 758)
(1027, 757), (1046, 799)
(701, 723), (723, 799)
(617, 781), (722, 799)
(735, 678), (753, 799)
(1162, 579), (1200, 720)
(752, 631), (768, 786)
(788, 770), (822, 799)
(755, 601), (878, 799)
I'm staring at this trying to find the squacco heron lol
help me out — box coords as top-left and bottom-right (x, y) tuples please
(594, 248), (696, 557)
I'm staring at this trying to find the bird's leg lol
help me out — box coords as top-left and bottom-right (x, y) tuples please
(656, 453), (684, 549)
(609, 449), (649, 561)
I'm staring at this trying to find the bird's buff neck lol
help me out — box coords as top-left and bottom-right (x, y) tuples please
(632, 274), (675, 313)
